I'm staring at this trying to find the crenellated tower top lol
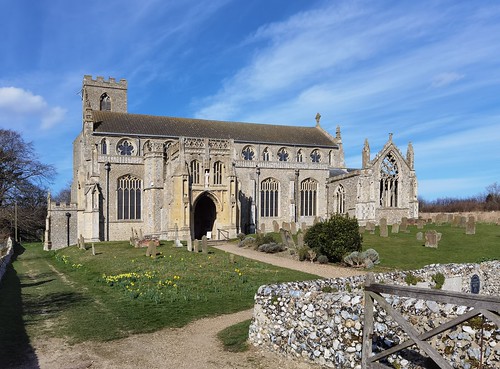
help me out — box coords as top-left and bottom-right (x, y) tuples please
(82, 75), (128, 116)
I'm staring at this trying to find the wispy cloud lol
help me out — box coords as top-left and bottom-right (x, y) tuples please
(0, 87), (66, 130)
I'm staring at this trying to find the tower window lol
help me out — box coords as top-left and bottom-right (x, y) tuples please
(190, 160), (201, 185)
(117, 175), (141, 220)
(213, 161), (223, 185)
(100, 93), (111, 111)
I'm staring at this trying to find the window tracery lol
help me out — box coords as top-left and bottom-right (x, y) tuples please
(213, 161), (223, 185)
(117, 139), (135, 156)
(300, 178), (318, 216)
(190, 160), (201, 185)
(262, 148), (270, 161)
(310, 149), (321, 163)
(277, 147), (289, 162)
(296, 149), (303, 162)
(379, 152), (399, 207)
(260, 178), (279, 217)
(334, 185), (346, 214)
(242, 146), (255, 160)
(117, 175), (141, 220)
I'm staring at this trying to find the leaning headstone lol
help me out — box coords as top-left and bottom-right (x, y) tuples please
(425, 230), (439, 248)
(175, 238), (183, 247)
(297, 233), (304, 248)
(416, 232), (423, 241)
(282, 222), (290, 231)
(280, 228), (295, 249)
(186, 238), (193, 252)
(193, 239), (199, 253)
(400, 217), (408, 233)
(201, 235), (208, 254)
(290, 222), (297, 234)
(260, 223), (266, 234)
(379, 218), (388, 237)
(273, 220), (280, 233)
(391, 223), (400, 234)
(416, 219), (425, 229)
(91, 243), (96, 256)
(465, 216), (476, 235)
(279, 228), (287, 245)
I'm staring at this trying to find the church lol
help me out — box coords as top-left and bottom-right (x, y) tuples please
(45, 76), (418, 249)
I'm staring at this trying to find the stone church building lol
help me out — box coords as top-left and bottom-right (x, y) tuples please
(45, 76), (418, 249)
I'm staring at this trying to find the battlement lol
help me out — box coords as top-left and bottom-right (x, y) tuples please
(49, 201), (78, 211)
(83, 75), (127, 88)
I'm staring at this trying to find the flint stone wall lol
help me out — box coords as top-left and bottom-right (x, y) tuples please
(249, 261), (499, 369)
(0, 237), (14, 282)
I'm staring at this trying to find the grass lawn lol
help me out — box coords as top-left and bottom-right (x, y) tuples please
(363, 223), (500, 270)
(0, 241), (318, 352)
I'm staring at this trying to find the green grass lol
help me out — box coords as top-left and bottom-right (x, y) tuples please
(1, 241), (318, 347)
(363, 223), (500, 270)
(217, 319), (252, 352)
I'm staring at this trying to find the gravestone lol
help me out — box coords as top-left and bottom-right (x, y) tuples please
(138, 228), (143, 240)
(452, 215), (460, 227)
(201, 235), (208, 254)
(400, 217), (409, 233)
(193, 239), (199, 253)
(365, 222), (375, 234)
(416, 232), (423, 241)
(465, 216), (476, 235)
(359, 226), (366, 234)
(282, 222), (290, 231)
(416, 219), (425, 229)
(424, 230), (439, 248)
(92, 243), (96, 256)
(391, 223), (400, 234)
(186, 238), (193, 252)
(146, 240), (157, 257)
(280, 228), (295, 248)
(379, 218), (388, 237)
(297, 233), (304, 248)
(175, 238), (183, 247)
(301, 222), (307, 232)
(459, 216), (467, 228)
(470, 274), (480, 294)
(313, 216), (320, 225)
(290, 222), (297, 234)
(260, 223), (266, 234)
(273, 220), (280, 233)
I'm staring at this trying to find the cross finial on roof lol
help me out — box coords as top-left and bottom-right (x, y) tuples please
(315, 112), (321, 126)
(389, 133), (393, 141)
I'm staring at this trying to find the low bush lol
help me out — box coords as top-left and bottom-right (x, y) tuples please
(304, 214), (362, 262)
(317, 255), (329, 264)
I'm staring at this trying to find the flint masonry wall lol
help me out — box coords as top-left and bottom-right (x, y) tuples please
(249, 261), (499, 369)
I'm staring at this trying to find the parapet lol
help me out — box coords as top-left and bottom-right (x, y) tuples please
(83, 75), (127, 88)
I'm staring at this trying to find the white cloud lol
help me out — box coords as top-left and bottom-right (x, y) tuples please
(431, 72), (464, 88)
(0, 86), (66, 129)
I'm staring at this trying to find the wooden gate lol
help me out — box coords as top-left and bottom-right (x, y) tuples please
(362, 274), (500, 369)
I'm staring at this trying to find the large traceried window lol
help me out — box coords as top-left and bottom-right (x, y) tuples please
(117, 175), (141, 220)
(100, 93), (111, 111)
(334, 185), (346, 214)
(213, 161), (223, 185)
(300, 178), (318, 216)
(260, 178), (279, 217)
(190, 160), (201, 185)
(380, 152), (399, 207)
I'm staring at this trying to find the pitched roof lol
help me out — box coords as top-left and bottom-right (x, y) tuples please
(92, 110), (338, 148)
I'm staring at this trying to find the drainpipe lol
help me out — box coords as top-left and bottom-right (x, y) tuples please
(104, 162), (111, 241)
(65, 212), (71, 246)
(255, 166), (260, 233)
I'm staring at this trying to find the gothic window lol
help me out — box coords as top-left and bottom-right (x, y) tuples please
(300, 178), (318, 216)
(213, 161), (223, 185)
(262, 147), (270, 161)
(100, 93), (111, 111)
(117, 175), (141, 220)
(117, 139), (135, 156)
(334, 185), (346, 214)
(242, 146), (255, 160)
(190, 160), (201, 185)
(260, 178), (279, 217)
(379, 152), (399, 207)
(277, 147), (289, 161)
(296, 149), (303, 162)
(100, 139), (107, 155)
(310, 149), (321, 163)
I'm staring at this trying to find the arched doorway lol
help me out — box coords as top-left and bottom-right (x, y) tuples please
(193, 193), (216, 240)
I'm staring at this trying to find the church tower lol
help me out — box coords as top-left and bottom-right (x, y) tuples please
(82, 75), (128, 114)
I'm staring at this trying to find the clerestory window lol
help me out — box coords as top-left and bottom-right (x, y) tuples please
(277, 148), (289, 162)
(242, 146), (255, 160)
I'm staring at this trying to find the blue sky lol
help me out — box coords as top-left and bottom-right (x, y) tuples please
(1, 0), (499, 200)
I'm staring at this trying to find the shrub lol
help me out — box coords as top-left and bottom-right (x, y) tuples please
(237, 233), (246, 241)
(304, 214), (362, 262)
(239, 237), (256, 248)
(297, 246), (311, 261)
(258, 242), (285, 253)
(404, 272), (421, 286)
(255, 233), (276, 246)
(317, 255), (329, 264)
(431, 272), (445, 289)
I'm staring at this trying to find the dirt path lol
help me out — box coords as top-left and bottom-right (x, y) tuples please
(31, 244), (364, 369)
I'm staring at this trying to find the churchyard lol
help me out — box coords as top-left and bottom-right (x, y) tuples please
(0, 221), (498, 367)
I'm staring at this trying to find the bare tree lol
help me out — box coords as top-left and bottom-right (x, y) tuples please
(0, 129), (55, 240)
